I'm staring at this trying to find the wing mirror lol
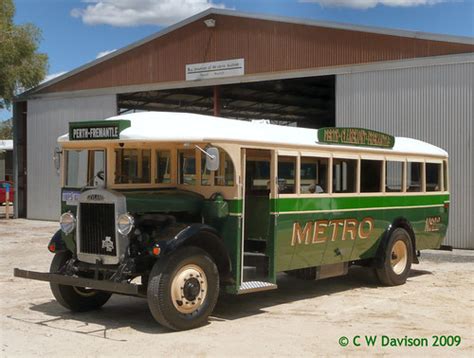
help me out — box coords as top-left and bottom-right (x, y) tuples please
(187, 144), (220, 171)
(205, 147), (219, 171)
(53, 146), (62, 174)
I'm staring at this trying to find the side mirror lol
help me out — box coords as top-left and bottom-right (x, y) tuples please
(205, 147), (220, 171)
(94, 170), (106, 188)
(53, 146), (62, 174)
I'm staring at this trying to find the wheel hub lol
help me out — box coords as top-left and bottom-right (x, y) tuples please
(390, 240), (408, 275)
(183, 278), (201, 301)
(170, 264), (207, 314)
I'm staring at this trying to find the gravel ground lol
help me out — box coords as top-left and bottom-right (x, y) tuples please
(0, 219), (473, 357)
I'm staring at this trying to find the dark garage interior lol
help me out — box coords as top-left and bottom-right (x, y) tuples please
(118, 75), (335, 129)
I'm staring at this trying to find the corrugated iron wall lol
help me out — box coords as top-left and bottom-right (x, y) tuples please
(41, 14), (474, 94)
(27, 95), (117, 220)
(336, 61), (473, 249)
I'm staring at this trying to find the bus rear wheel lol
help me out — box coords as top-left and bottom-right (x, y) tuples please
(147, 246), (219, 331)
(375, 228), (413, 286)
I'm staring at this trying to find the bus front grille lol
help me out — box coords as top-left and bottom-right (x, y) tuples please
(79, 203), (117, 256)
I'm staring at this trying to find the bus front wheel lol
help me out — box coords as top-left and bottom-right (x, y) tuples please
(147, 246), (219, 330)
(50, 252), (112, 311)
(375, 228), (413, 286)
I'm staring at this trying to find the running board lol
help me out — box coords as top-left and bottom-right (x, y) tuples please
(237, 281), (277, 294)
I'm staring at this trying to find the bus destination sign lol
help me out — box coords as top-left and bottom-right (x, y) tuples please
(69, 120), (131, 141)
(317, 127), (395, 149)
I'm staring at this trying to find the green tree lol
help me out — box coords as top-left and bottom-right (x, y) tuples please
(0, 118), (12, 139)
(0, 0), (48, 109)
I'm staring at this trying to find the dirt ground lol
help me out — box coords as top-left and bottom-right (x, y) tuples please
(0, 219), (473, 357)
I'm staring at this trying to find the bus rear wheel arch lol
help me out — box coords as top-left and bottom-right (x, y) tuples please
(375, 228), (413, 286)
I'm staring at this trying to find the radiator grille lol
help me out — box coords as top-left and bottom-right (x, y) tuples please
(79, 203), (116, 256)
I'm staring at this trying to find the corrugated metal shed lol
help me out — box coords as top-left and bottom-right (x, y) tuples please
(336, 58), (473, 248)
(26, 95), (117, 220)
(21, 9), (474, 96)
(13, 9), (474, 250)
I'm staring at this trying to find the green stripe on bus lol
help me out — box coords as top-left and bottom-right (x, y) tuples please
(271, 194), (448, 213)
(228, 199), (243, 214)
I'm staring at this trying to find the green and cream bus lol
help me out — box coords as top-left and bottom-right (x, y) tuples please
(14, 112), (449, 330)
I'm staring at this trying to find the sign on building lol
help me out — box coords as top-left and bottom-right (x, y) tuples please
(186, 58), (244, 81)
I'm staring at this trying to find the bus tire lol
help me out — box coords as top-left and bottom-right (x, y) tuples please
(375, 228), (413, 286)
(147, 246), (219, 331)
(50, 252), (112, 311)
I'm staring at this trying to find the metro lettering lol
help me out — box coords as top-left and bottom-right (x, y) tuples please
(291, 217), (375, 246)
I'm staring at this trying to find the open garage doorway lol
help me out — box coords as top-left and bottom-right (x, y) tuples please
(117, 75), (335, 129)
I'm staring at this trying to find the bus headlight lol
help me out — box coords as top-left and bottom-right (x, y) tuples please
(117, 213), (134, 235)
(60, 212), (76, 235)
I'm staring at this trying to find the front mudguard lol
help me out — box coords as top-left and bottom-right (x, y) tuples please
(155, 224), (232, 281)
(48, 230), (68, 253)
(164, 224), (219, 252)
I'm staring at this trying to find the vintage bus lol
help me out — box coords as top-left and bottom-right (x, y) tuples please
(14, 112), (449, 330)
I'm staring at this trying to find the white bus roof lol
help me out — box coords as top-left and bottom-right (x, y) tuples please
(58, 112), (448, 157)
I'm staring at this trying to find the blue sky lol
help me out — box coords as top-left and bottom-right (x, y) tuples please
(1, 0), (473, 121)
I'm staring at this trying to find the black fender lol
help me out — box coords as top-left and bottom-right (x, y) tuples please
(161, 224), (232, 281)
(374, 217), (418, 268)
(48, 230), (68, 253)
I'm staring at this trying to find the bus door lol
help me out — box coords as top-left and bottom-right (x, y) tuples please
(240, 148), (276, 290)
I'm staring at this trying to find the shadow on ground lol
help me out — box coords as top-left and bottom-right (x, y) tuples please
(17, 266), (431, 337)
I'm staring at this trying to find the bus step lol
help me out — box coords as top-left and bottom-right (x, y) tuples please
(238, 281), (277, 294)
(243, 265), (257, 281)
(244, 238), (267, 252)
(244, 252), (267, 267)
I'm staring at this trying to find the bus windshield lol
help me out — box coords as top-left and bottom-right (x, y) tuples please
(64, 149), (105, 188)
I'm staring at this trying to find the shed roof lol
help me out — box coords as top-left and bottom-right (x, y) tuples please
(21, 8), (474, 98)
(58, 111), (448, 157)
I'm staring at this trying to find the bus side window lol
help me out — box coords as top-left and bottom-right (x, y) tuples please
(360, 159), (383, 192)
(300, 157), (328, 194)
(333, 158), (357, 193)
(201, 148), (234, 187)
(407, 162), (422, 192)
(426, 162), (442, 192)
(156, 150), (171, 184)
(115, 148), (151, 184)
(278, 156), (296, 194)
(201, 154), (211, 186)
(385, 161), (403, 192)
(178, 149), (196, 185)
(215, 149), (235, 186)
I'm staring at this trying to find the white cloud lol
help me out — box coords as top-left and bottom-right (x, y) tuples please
(96, 49), (117, 58)
(299, 0), (447, 9)
(41, 71), (67, 84)
(71, 0), (228, 27)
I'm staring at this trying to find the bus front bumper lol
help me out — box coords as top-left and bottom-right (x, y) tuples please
(13, 268), (145, 297)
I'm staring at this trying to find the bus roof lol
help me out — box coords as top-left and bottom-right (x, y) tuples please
(58, 111), (448, 157)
